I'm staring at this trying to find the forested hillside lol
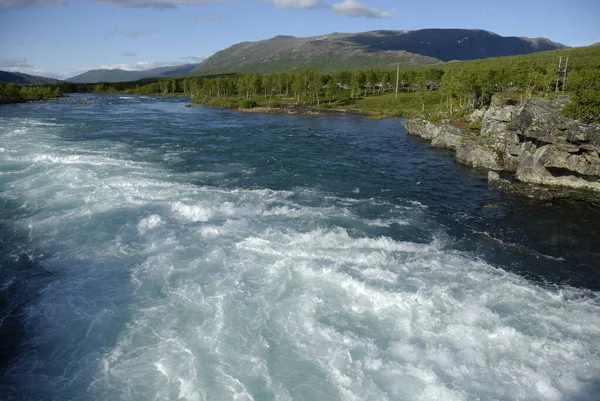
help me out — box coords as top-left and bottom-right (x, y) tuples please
(66, 64), (197, 83)
(0, 70), (62, 85)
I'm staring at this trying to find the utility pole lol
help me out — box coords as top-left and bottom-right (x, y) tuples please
(395, 64), (400, 99)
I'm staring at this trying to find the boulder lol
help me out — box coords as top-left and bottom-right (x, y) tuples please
(430, 125), (468, 150)
(539, 145), (600, 177)
(404, 119), (440, 141)
(404, 119), (469, 151)
(456, 140), (518, 171)
(467, 108), (486, 122)
(508, 98), (567, 143)
(515, 144), (600, 192)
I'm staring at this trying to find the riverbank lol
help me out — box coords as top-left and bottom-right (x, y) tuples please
(192, 91), (444, 120)
(404, 96), (600, 199)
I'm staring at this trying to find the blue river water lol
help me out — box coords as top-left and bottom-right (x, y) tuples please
(1, 94), (599, 400)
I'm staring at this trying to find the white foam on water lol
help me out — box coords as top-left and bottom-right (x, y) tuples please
(1, 115), (599, 401)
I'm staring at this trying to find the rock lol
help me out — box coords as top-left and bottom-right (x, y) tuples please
(484, 105), (517, 123)
(488, 171), (572, 201)
(431, 125), (467, 150)
(456, 139), (518, 171)
(564, 121), (600, 147)
(554, 142), (581, 153)
(539, 145), (600, 176)
(467, 108), (486, 122)
(404, 97), (600, 197)
(508, 98), (567, 144)
(516, 144), (555, 183)
(404, 119), (440, 141)
(516, 144), (600, 192)
(404, 119), (469, 151)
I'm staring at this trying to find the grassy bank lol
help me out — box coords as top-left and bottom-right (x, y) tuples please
(192, 91), (445, 120)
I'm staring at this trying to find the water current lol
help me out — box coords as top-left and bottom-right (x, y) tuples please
(1, 94), (599, 400)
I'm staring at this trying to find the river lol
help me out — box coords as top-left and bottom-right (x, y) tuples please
(1, 94), (599, 400)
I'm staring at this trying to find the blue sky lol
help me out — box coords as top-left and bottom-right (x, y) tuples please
(1, 0), (599, 79)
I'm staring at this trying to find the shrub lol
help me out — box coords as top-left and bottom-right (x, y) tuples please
(239, 99), (258, 109)
(469, 117), (482, 132)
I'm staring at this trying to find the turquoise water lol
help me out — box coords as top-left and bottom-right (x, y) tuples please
(1, 94), (599, 400)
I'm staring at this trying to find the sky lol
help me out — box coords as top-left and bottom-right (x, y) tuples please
(0, 0), (599, 79)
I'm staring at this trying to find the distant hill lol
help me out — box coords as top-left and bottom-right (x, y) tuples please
(66, 63), (197, 83)
(192, 29), (567, 76)
(0, 70), (62, 85)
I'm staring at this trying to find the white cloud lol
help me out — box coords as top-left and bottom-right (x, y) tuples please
(0, 58), (34, 68)
(127, 30), (154, 37)
(98, 61), (179, 71)
(179, 56), (206, 62)
(0, 64), (72, 80)
(332, 0), (392, 18)
(266, 0), (323, 8)
(92, 0), (229, 8)
(0, 0), (66, 7)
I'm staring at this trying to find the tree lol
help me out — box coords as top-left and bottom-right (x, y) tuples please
(325, 78), (337, 104)
(365, 70), (377, 95)
(351, 70), (366, 98)
(310, 73), (323, 107)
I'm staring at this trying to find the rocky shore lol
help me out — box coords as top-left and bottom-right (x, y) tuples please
(404, 97), (600, 198)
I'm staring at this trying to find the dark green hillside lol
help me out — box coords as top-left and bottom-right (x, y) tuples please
(345, 29), (567, 61)
(67, 63), (197, 83)
(0, 70), (62, 85)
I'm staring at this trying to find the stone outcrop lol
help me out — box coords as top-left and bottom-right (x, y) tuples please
(404, 97), (600, 196)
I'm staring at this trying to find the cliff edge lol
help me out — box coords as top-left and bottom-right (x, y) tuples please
(404, 97), (600, 197)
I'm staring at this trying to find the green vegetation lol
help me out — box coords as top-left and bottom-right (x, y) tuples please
(239, 99), (258, 109)
(9, 44), (596, 124)
(183, 45), (600, 122)
(0, 82), (63, 105)
(563, 66), (600, 123)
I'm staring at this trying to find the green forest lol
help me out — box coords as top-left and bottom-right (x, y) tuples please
(0, 82), (63, 104)
(2, 45), (599, 123)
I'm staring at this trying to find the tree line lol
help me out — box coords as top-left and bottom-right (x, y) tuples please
(0, 82), (63, 104)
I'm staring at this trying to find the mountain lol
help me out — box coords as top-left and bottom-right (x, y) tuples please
(66, 63), (197, 83)
(0, 70), (62, 85)
(192, 29), (567, 76)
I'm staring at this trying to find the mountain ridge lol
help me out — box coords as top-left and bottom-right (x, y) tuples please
(0, 70), (62, 85)
(191, 28), (567, 76)
(66, 63), (197, 83)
